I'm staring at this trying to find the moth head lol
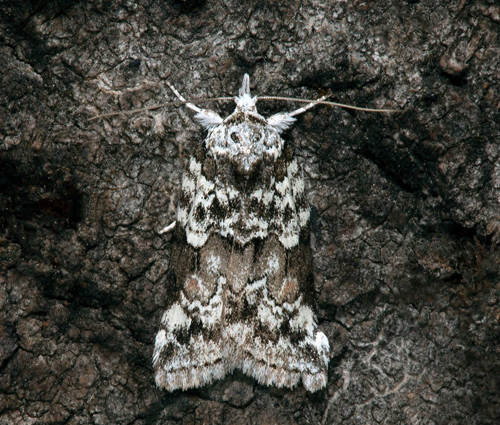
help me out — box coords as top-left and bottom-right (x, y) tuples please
(221, 74), (264, 124)
(203, 75), (285, 176)
(234, 74), (258, 114)
(231, 74), (298, 133)
(194, 74), (297, 134)
(193, 74), (262, 129)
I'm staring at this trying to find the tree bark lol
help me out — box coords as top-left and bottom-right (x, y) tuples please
(1, 0), (499, 424)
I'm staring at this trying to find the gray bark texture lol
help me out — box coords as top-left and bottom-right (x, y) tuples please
(1, 0), (499, 424)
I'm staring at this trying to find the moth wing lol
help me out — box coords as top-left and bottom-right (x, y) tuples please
(224, 158), (330, 392)
(230, 237), (330, 392)
(154, 158), (228, 391)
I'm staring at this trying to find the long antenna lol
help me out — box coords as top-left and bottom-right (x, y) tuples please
(89, 81), (401, 121)
(258, 96), (401, 114)
(88, 97), (234, 121)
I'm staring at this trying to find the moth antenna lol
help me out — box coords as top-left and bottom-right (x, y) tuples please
(88, 97), (235, 122)
(88, 101), (185, 121)
(260, 95), (401, 114)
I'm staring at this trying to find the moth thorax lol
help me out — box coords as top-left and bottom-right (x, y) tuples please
(206, 120), (284, 177)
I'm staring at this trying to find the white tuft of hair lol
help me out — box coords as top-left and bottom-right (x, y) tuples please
(267, 113), (297, 133)
(194, 110), (223, 129)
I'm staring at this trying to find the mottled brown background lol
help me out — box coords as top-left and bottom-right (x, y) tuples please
(1, 0), (499, 424)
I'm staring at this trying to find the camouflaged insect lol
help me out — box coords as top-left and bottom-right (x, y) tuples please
(153, 75), (330, 392)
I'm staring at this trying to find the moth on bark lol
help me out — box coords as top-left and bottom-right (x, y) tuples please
(152, 75), (331, 392)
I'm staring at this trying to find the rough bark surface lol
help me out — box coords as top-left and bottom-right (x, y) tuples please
(1, 1), (499, 424)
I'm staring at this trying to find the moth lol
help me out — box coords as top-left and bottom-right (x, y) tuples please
(137, 75), (396, 392)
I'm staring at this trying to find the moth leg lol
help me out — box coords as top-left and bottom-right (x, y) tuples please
(158, 221), (176, 234)
(287, 94), (331, 118)
(266, 94), (330, 132)
(165, 80), (202, 114)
